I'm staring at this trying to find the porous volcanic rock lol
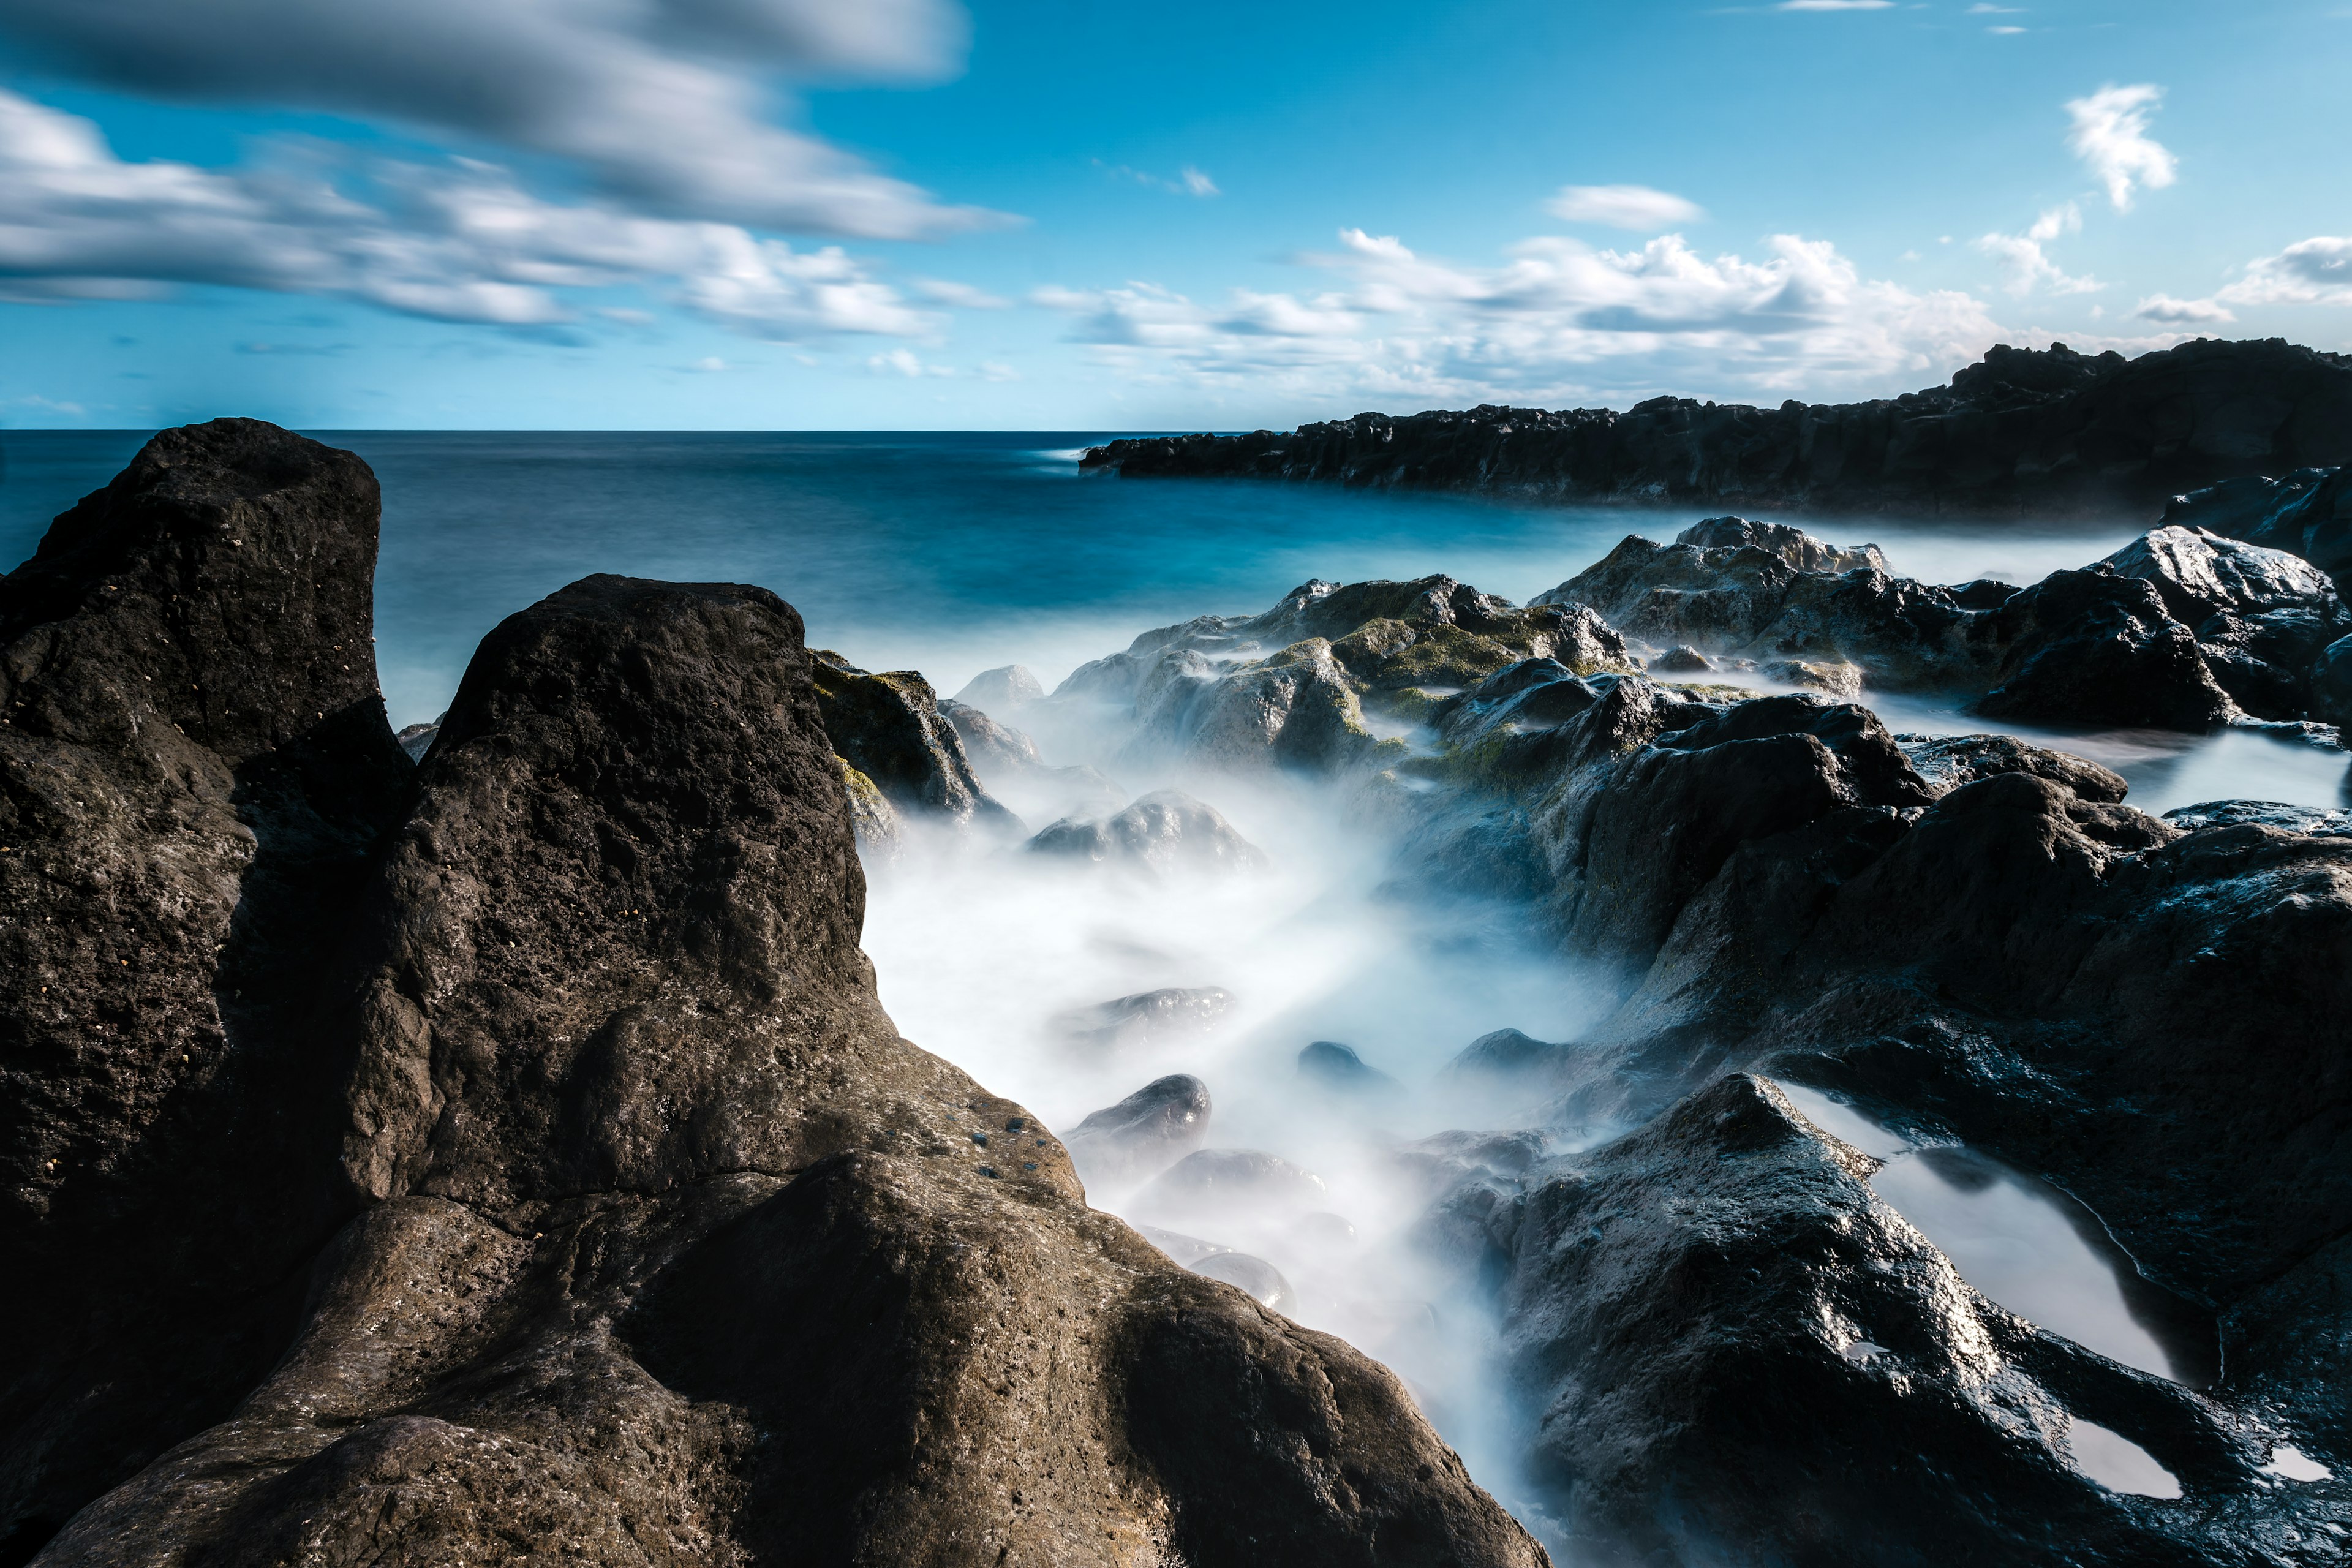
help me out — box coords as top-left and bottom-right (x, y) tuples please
(2, 426), (1545, 1567)
(1085, 339), (2352, 518)
(0, 420), (415, 1559)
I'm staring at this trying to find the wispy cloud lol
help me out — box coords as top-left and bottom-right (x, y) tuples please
(1034, 223), (2007, 406)
(1097, 161), (1221, 197)
(0, 0), (999, 240)
(1776, 1), (1894, 9)
(2066, 84), (2178, 212)
(1975, 202), (2103, 297)
(0, 89), (947, 339)
(1546, 184), (1705, 232)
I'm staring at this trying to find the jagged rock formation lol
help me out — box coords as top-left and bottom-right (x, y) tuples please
(1044, 573), (1635, 773)
(1529, 517), (2344, 730)
(2166, 464), (2352, 581)
(1084, 339), (2352, 518)
(0, 424), (1545, 1567)
(810, 652), (1022, 834)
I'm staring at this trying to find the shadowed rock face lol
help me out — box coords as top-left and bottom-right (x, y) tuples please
(2, 424), (1545, 1568)
(810, 651), (1021, 833)
(1084, 339), (2352, 518)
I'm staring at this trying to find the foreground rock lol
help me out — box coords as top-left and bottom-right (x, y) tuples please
(0, 424), (1544, 1566)
(1085, 339), (2352, 518)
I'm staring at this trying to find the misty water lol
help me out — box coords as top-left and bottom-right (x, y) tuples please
(7, 429), (2346, 1545)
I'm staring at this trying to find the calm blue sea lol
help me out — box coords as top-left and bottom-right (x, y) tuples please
(1, 429), (2143, 731)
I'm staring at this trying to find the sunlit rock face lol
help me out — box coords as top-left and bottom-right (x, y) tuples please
(0, 423), (1546, 1568)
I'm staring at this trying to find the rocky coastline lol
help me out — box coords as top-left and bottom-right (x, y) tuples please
(1081, 338), (2352, 521)
(5, 418), (2350, 1565)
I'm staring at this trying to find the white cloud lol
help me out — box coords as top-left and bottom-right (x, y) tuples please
(1777, 1), (1894, 9)
(0, 0), (993, 239)
(1974, 203), (2103, 297)
(1546, 184), (1705, 232)
(2135, 294), (2235, 324)
(1986, 25), (2026, 34)
(0, 89), (936, 337)
(2217, 236), (2352, 308)
(1967, 4), (2026, 11)
(1097, 161), (1222, 198)
(2065, 83), (2178, 212)
(867, 347), (955, 377)
(1035, 224), (2005, 406)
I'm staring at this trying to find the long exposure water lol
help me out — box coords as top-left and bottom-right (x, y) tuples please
(7, 429), (2345, 1548)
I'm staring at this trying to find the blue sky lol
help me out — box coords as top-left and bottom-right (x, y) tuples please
(1, 0), (2346, 429)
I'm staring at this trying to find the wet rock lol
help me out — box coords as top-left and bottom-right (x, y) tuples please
(1979, 568), (2237, 729)
(1762, 655), (1864, 699)
(1442, 1028), (1578, 1088)
(1896, 733), (2130, 802)
(1063, 1074), (1212, 1189)
(1191, 1251), (1297, 1312)
(1297, 1040), (1401, 1098)
(2159, 799), (2352, 837)
(2098, 526), (2350, 715)
(2165, 464), (2352, 581)
(1677, 515), (1890, 573)
(1086, 339), (2352, 517)
(838, 756), (905, 858)
(937, 696), (1040, 777)
(1127, 637), (1382, 772)
(5, 428), (1545, 1567)
(1027, 789), (1270, 876)
(810, 651), (1022, 832)
(1499, 1074), (2253, 1566)
(952, 663), (1044, 711)
(1649, 644), (1713, 673)
(2315, 633), (2352, 728)
(1053, 986), (1234, 1052)
(1134, 1150), (1330, 1227)
(0, 418), (415, 1550)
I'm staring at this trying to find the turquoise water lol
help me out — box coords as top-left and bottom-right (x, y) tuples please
(0, 429), (2130, 720)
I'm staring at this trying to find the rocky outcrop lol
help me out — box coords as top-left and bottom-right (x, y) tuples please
(1053, 986), (1235, 1052)
(1027, 789), (1270, 876)
(1044, 573), (1635, 773)
(0, 424), (1545, 1567)
(810, 652), (1020, 833)
(0, 420), (415, 1559)
(1084, 339), (2352, 519)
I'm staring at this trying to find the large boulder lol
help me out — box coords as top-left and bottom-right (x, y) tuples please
(2, 426), (1545, 1567)
(2097, 526), (2349, 716)
(0, 420), (417, 1554)
(1977, 568), (2237, 729)
(2164, 465), (2352, 582)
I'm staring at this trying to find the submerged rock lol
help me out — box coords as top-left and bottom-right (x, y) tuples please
(1027, 789), (1270, 875)
(1063, 1074), (1212, 1189)
(937, 696), (1041, 776)
(1134, 1150), (1331, 1227)
(1896, 733), (2130, 802)
(953, 663), (1045, 712)
(1, 423), (1545, 1567)
(1053, 986), (1235, 1052)
(1297, 1040), (1402, 1098)
(811, 651), (1022, 832)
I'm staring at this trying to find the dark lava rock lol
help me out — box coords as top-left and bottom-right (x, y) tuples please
(952, 663), (1044, 711)
(1052, 985), (1235, 1052)
(810, 651), (1020, 832)
(2160, 799), (2352, 837)
(1676, 515), (1888, 573)
(2, 426), (1544, 1567)
(2314, 633), (2352, 729)
(1896, 733), (2130, 802)
(1297, 1039), (1402, 1098)
(1496, 1074), (2260, 1567)
(0, 420), (415, 1556)
(1063, 1072), (1212, 1189)
(1978, 568), (2238, 728)
(1027, 788), (1270, 875)
(2165, 464), (2352, 581)
(1085, 339), (2352, 519)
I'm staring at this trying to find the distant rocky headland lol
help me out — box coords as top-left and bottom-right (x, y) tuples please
(1082, 337), (2352, 519)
